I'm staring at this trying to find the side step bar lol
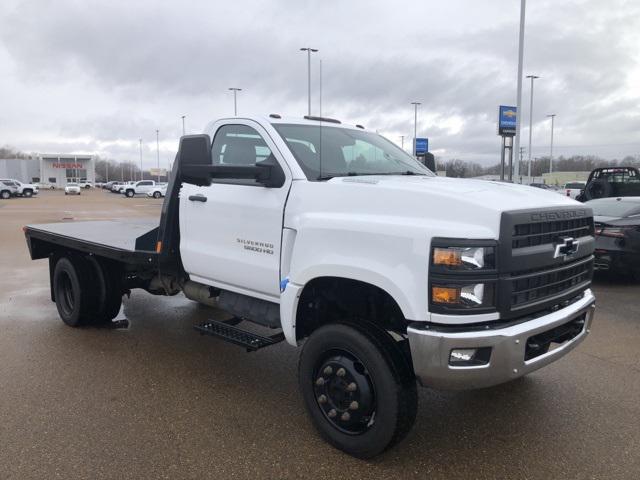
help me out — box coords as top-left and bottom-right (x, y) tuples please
(194, 318), (284, 352)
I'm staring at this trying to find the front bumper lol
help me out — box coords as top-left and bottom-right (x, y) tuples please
(407, 289), (595, 390)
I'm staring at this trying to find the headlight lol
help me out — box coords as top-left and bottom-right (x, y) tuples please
(432, 245), (495, 272)
(431, 282), (495, 310)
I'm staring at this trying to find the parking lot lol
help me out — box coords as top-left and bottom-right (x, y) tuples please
(1, 189), (639, 479)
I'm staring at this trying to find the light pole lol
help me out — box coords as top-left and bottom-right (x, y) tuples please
(139, 138), (143, 181)
(547, 114), (556, 174)
(400, 135), (405, 150)
(156, 129), (160, 183)
(181, 115), (186, 136)
(411, 102), (421, 157)
(228, 88), (242, 116)
(526, 74), (540, 183)
(513, 0), (527, 181)
(300, 47), (318, 115)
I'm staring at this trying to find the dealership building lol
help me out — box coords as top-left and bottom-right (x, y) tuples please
(39, 154), (96, 187)
(0, 154), (96, 187)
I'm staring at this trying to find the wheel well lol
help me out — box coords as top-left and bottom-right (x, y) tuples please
(295, 277), (407, 341)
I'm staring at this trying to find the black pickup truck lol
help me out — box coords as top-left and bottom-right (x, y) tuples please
(577, 166), (640, 202)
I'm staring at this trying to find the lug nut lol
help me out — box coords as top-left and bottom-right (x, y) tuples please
(336, 368), (346, 377)
(328, 409), (337, 418)
(341, 412), (351, 422)
(323, 366), (333, 375)
(315, 377), (325, 386)
(318, 395), (327, 404)
(346, 382), (357, 392)
(349, 401), (359, 411)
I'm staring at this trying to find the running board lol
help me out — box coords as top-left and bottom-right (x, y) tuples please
(194, 318), (284, 352)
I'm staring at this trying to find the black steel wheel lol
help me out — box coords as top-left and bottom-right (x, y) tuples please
(299, 322), (417, 458)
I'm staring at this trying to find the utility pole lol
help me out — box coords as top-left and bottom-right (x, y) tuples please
(319, 59), (322, 118)
(547, 114), (556, 174)
(411, 102), (421, 156)
(156, 129), (160, 183)
(181, 115), (186, 136)
(526, 74), (540, 184)
(228, 88), (242, 116)
(400, 135), (405, 150)
(300, 47), (318, 115)
(139, 139), (143, 181)
(513, 0), (526, 179)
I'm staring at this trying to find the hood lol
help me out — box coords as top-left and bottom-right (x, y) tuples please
(337, 175), (579, 211)
(287, 175), (587, 241)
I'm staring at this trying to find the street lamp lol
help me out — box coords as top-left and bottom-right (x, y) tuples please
(156, 129), (160, 183)
(513, 0), (527, 180)
(411, 102), (421, 157)
(228, 88), (242, 116)
(300, 47), (318, 116)
(181, 115), (186, 136)
(139, 138), (143, 181)
(547, 114), (556, 174)
(526, 74), (540, 183)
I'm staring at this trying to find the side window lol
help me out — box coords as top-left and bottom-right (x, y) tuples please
(211, 124), (272, 166)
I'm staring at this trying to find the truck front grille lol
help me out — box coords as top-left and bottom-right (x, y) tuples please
(510, 257), (593, 308)
(512, 217), (593, 249)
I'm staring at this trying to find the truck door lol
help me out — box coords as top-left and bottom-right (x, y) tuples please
(180, 122), (291, 301)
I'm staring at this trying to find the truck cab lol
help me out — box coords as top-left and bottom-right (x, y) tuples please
(24, 115), (596, 458)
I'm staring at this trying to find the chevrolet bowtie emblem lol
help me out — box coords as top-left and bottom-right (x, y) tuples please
(554, 237), (579, 259)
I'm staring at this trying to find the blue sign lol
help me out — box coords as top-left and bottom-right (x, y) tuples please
(415, 138), (429, 155)
(498, 105), (517, 135)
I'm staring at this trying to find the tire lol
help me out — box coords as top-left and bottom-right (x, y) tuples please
(52, 255), (101, 327)
(153, 191), (161, 199)
(1, 190), (10, 200)
(64, 192), (68, 195)
(23, 189), (33, 198)
(85, 256), (123, 324)
(298, 322), (417, 459)
(126, 190), (134, 198)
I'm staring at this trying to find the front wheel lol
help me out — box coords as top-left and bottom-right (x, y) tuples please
(126, 190), (134, 198)
(1, 190), (10, 199)
(298, 322), (417, 458)
(23, 189), (33, 197)
(153, 191), (161, 199)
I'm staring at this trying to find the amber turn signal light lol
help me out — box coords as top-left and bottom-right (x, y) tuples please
(433, 247), (462, 266)
(432, 286), (460, 304)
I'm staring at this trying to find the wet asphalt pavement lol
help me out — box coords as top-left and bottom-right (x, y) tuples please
(1, 190), (639, 479)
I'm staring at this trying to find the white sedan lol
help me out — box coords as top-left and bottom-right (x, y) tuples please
(64, 183), (82, 195)
(147, 184), (167, 199)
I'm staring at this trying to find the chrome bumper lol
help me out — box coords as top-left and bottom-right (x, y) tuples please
(408, 290), (596, 390)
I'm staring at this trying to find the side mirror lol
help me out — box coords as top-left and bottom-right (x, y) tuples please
(255, 154), (285, 188)
(179, 134), (212, 186)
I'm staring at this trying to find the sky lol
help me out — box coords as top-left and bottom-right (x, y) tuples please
(1, 0), (639, 168)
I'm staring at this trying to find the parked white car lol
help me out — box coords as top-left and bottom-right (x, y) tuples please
(563, 181), (586, 199)
(122, 180), (157, 197)
(79, 181), (93, 189)
(0, 179), (39, 197)
(1, 180), (18, 199)
(110, 181), (126, 192)
(64, 183), (82, 195)
(147, 183), (167, 199)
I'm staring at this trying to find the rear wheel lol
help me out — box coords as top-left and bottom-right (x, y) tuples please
(1, 190), (10, 199)
(85, 256), (123, 324)
(298, 322), (417, 458)
(153, 191), (161, 199)
(53, 256), (100, 326)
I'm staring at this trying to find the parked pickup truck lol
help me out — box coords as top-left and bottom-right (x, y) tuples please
(122, 180), (157, 197)
(0, 178), (39, 197)
(24, 115), (596, 458)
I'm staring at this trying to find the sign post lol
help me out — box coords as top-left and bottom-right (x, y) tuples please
(498, 106), (517, 181)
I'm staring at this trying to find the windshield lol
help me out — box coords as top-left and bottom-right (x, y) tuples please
(67, 183), (78, 186)
(272, 124), (433, 180)
(565, 182), (585, 189)
(589, 199), (640, 217)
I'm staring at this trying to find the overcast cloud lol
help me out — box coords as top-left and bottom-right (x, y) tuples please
(1, 0), (639, 167)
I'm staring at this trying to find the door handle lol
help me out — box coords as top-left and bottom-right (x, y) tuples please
(188, 195), (207, 202)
